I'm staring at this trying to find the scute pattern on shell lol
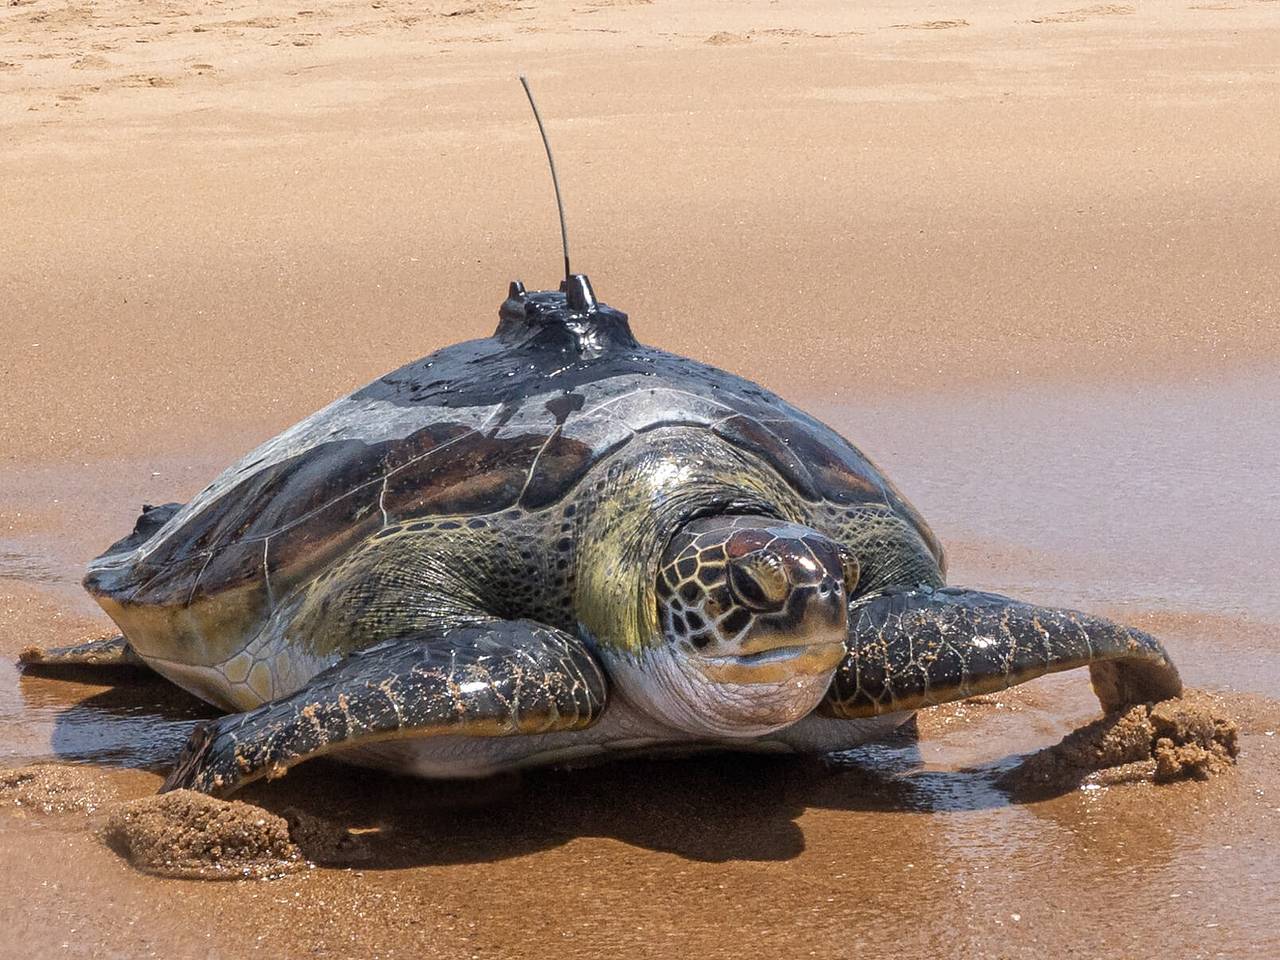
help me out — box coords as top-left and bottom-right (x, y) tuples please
(85, 289), (934, 625)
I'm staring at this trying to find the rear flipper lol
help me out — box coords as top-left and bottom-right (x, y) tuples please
(822, 586), (1182, 719)
(162, 619), (607, 797)
(18, 634), (149, 674)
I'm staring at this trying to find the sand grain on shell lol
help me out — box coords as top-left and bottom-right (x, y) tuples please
(104, 790), (304, 880)
(1002, 691), (1238, 796)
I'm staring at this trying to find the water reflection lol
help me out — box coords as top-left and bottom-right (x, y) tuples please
(0, 549), (66, 585)
(8, 667), (213, 770)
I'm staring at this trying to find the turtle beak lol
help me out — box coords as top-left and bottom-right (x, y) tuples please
(820, 586), (1182, 719)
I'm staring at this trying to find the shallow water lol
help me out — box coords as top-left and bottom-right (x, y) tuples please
(1, 377), (1277, 958)
(825, 372), (1280, 623)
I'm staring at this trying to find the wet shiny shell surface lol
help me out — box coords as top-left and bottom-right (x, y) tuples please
(85, 288), (935, 613)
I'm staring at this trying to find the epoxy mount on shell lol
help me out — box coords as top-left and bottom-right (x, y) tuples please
(495, 274), (637, 359)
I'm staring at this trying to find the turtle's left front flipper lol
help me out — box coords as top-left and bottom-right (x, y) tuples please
(161, 619), (607, 797)
(823, 587), (1182, 719)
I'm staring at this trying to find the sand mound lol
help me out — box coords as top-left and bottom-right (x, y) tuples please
(0, 764), (118, 814)
(1002, 691), (1238, 796)
(104, 790), (304, 880)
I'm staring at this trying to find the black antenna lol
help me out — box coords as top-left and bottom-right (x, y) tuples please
(519, 74), (571, 285)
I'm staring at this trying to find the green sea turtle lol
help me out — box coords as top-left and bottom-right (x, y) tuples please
(23, 273), (1182, 797)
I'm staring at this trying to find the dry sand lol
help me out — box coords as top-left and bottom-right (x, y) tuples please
(2, 1), (1279, 958)
(3, 0), (1278, 467)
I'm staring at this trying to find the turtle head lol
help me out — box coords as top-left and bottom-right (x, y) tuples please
(618, 514), (855, 737)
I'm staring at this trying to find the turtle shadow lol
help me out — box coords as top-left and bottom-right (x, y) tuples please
(234, 721), (1046, 869)
(18, 668), (216, 767)
(240, 751), (820, 867)
(25, 676), (1070, 866)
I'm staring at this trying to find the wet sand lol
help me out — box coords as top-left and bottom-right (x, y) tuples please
(2, 1), (1279, 957)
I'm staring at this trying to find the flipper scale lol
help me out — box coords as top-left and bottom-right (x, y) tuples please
(162, 619), (606, 796)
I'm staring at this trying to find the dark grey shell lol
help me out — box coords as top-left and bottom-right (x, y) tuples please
(85, 285), (939, 616)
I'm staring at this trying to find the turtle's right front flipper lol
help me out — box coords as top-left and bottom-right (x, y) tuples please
(823, 587), (1182, 719)
(161, 619), (607, 797)
(18, 634), (149, 674)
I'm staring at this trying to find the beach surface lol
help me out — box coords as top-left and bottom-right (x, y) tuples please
(2, 1), (1278, 957)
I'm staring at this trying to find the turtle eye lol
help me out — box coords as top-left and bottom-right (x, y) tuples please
(838, 545), (861, 596)
(727, 552), (789, 612)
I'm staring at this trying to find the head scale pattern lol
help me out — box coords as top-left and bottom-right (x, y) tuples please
(656, 514), (858, 658)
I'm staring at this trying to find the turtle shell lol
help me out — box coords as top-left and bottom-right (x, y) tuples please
(85, 281), (938, 633)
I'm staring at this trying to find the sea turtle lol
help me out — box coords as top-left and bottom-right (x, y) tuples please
(23, 274), (1182, 797)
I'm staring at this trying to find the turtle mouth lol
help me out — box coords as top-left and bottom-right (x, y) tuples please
(706, 643), (820, 665)
(696, 639), (844, 685)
